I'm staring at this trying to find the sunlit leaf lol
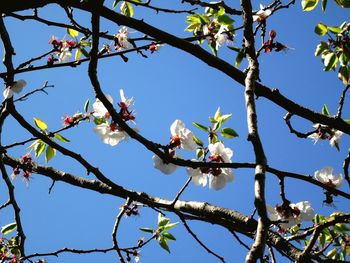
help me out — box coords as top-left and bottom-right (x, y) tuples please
(192, 122), (208, 132)
(322, 0), (328, 11)
(334, 0), (350, 8)
(162, 232), (176, 241)
(163, 222), (179, 231)
(324, 53), (338, 71)
(1, 223), (17, 235)
(314, 23), (328, 35)
(158, 236), (170, 253)
(158, 213), (170, 227)
(192, 134), (203, 147)
(46, 145), (56, 162)
(302, 0), (319, 11)
(235, 51), (244, 68)
(315, 41), (328, 57)
(221, 127), (239, 138)
(139, 227), (154, 233)
(75, 48), (82, 61)
(328, 26), (342, 34)
(35, 140), (46, 157)
(322, 104), (330, 116)
(67, 28), (79, 38)
(112, 0), (121, 9)
(34, 117), (48, 131)
(54, 133), (70, 143)
(84, 99), (90, 113)
(121, 1), (134, 17)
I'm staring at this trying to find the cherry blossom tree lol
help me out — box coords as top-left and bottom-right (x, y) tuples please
(0, 0), (349, 262)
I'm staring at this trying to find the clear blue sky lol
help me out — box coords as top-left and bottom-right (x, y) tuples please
(1, 1), (349, 262)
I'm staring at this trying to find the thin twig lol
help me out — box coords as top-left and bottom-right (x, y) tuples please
(283, 112), (316, 138)
(343, 149), (350, 189)
(177, 212), (226, 263)
(336, 85), (350, 118)
(170, 177), (192, 206)
(112, 198), (131, 263)
(0, 199), (11, 210)
(13, 81), (53, 102)
(230, 230), (250, 250)
(125, 0), (197, 14)
(16, 49), (55, 70)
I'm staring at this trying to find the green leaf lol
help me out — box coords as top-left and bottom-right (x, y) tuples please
(158, 213), (170, 227)
(322, 104), (330, 116)
(192, 122), (208, 132)
(214, 107), (221, 121)
(327, 248), (338, 259)
(217, 14), (234, 25)
(158, 236), (170, 253)
(319, 233), (326, 247)
(94, 117), (108, 125)
(213, 119), (222, 131)
(1, 223), (17, 235)
(139, 227), (154, 233)
(328, 26), (342, 34)
(334, 0), (350, 8)
(218, 113), (232, 123)
(192, 134), (203, 147)
(120, 1), (134, 17)
(34, 140), (46, 157)
(302, 0), (319, 11)
(163, 222), (179, 231)
(314, 23), (328, 36)
(84, 99), (90, 113)
(235, 51), (244, 68)
(322, 0), (328, 11)
(196, 148), (204, 159)
(162, 232), (176, 241)
(112, 0), (121, 9)
(227, 46), (241, 53)
(54, 133), (70, 143)
(345, 119), (350, 124)
(46, 145), (56, 163)
(67, 28), (79, 38)
(221, 127), (239, 138)
(338, 66), (350, 84)
(80, 47), (90, 58)
(34, 117), (48, 131)
(75, 48), (82, 61)
(315, 41), (328, 57)
(324, 53), (338, 71)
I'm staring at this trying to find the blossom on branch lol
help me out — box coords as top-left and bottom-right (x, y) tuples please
(3, 79), (27, 99)
(152, 153), (178, 175)
(307, 124), (343, 150)
(314, 167), (343, 188)
(94, 123), (129, 146)
(267, 201), (315, 231)
(170, 120), (196, 150)
(114, 26), (132, 50)
(253, 4), (272, 23)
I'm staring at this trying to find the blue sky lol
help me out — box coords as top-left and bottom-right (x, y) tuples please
(0, 1), (349, 262)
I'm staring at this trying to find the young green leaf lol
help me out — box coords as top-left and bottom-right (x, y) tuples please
(34, 117), (48, 131)
(84, 99), (90, 113)
(322, 104), (330, 116)
(227, 46), (241, 53)
(213, 119), (222, 131)
(67, 28), (79, 38)
(196, 148), (204, 159)
(218, 113), (232, 123)
(54, 133), (70, 143)
(221, 127), (239, 138)
(315, 41), (328, 57)
(34, 140), (46, 157)
(112, 0), (121, 9)
(338, 66), (350, 84)
(121, 1), (134, 17)
(192, 134), (203, 147)
(214, 107), (221, 121)
(322, 0), (328, 11)
(324, 53), (338, 71)
(314, 23), (328, 35)
(301, 0), (319, 11)
(327, 26), (342, 34)
(158, 236), (171, 253)
(163, 222), (179, 231)
(192, 122), (208, 132)
(158, 213), (170, 227)
(1, 223), (17, 235)
(235, 51), (244, 68)
(46, 145), (56, 162)
(139, 227), (154, 233)
(162, 232), (176, 241)
(217, 14), (234, 25)
(75, 48), (82, 61)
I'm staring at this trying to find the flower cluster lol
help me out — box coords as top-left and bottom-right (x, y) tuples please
(11, 153), (34, 183)
(153, 120), (196, 174)
(93, 90), (136, 146)
(114, 27), (132, 50)
(267, 201), (315, 232)
(3, 79), (26, 100)
(48, 36), (77, 64)
(203, 23), (233, 50)
(187, 142), (234, 190)
(314, 167), (343, 188)
(122, 202), (141, 217)
(308, 124), (343, 150)
(63, 113), (87, 126)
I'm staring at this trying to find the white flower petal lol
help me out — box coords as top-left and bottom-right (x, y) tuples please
(187, 167), (208, 187)
(152, 155), (177, 175)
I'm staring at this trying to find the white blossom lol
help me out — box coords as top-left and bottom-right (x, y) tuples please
(209, 168), (234, 190)
(92, 95), (114, 118)
(152, 154), (178, 175)
(329, 130), (343, 147)
(94, 123), (128, 146)
(58, 47), (72, 63)
(170, 120), (197, 150)
(208, 141), (233, 163)
(186, 162), (208, 187)
(115, 27), (132, 50)
(314, 167), (343, 188)
(253, 4), (272, 23)
(3, 79), (27, 99)
(119, 89), (134, 108)
(267, 201), (315, 229)
(308, 133), (320, 144)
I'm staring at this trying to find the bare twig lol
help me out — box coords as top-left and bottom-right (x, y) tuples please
(283, 112), (317, 138)
(177, 212), (226, 263)
(336, 85), (350, 118)
(125, 0), (197, 14)
(170, 177), (192, 206)
(13, 81), (53, 102)
(343, 149), (350, 188)
(230, 230), (250, 250)
(0, 199), (11, 210)
(16, 49), (55, 70)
